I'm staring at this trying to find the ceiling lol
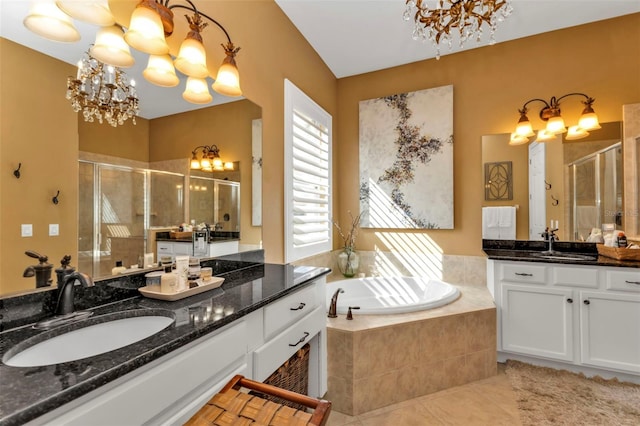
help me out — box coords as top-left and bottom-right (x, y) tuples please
(2, 1), (639, 119)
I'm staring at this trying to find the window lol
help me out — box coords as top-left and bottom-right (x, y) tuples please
(284, 79), (332, 263)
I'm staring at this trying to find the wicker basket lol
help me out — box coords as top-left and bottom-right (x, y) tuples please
(170, 231), (193, 239)
(596, 244), (640, 261)
(256, 344), (311, 411)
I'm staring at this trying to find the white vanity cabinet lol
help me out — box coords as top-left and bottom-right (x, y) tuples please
(488, 260), (640, 379)
(30, 276), (328, 425)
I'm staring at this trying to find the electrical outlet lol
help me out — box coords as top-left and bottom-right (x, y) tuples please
(49, 224), (59, 236)
(21, 224), (33, 237)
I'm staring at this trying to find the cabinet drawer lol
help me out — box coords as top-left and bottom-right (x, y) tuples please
(551, 266), (599, 289)
(500, 263), (547, 284)
(254, 305), (324, 382)
(606, 269), (640, 292)
(264, 284), (318, 339)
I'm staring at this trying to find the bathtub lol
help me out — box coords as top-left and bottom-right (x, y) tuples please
(326, 276), (460, 315)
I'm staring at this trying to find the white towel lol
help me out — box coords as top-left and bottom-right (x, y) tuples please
(483, 207), (516, 240)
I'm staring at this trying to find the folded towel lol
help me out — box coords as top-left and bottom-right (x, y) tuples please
(483, 207), (500, 228)
(498, 206), (514, 227)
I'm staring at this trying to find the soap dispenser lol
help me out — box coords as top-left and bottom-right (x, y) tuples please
(112, 260), (127, 275)
(23, 250), (53, 288)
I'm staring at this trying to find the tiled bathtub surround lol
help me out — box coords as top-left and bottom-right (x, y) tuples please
(292, 250), (488, 287)
(326, 285), (496, 415)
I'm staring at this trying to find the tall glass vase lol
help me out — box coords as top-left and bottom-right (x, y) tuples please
(337, 246), (360, 278)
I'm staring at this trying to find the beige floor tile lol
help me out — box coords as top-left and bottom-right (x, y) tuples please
(358, 402), (447, 426)
(326, 409), (361, 426)
(419, 386), (520, 426)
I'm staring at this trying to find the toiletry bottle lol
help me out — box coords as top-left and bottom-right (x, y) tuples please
(617, 232), (627, 248)
(112, 260), (127, 275)
(160, 265), (177, 293)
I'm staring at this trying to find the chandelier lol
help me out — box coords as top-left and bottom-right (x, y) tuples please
(66, 51), (139, 127)
(509, 93), (601, 145)
(190, 145), (234, 171)
(23, 0), (242, 107)
(403, 0), (513, 59)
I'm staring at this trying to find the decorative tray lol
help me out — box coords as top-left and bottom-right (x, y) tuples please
(596, 244), (640, 261)
(138, 277), (225, 301)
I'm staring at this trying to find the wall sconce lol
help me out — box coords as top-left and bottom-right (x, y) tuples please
(510, 93), (601, 145)
(190, 145), (234, 171)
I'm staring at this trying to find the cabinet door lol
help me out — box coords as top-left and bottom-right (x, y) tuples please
(157, 241), (173, 262)
(501, 284), (574, 361)
(580, 291), (640, 374)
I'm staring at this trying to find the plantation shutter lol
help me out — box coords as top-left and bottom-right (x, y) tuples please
(285, 79), (332, 262)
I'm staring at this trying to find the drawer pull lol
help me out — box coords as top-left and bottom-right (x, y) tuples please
(625, 280), (640, 285)
(290, 302), (306, 311)
(515, 273), (533, 277)
(289, 332), (310, 347)
(567, 298), (573, 304)
(584, 299), (591, 305)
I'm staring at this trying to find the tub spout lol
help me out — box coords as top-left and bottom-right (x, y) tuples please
(328, 288), (344, 318)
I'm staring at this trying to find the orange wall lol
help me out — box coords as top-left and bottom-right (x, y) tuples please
(336, 14), (640, 256)
(0, 39), (79, 295)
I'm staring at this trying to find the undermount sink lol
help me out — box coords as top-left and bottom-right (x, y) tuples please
(3, 311), (175, 368)
(532, 252), (597, 261)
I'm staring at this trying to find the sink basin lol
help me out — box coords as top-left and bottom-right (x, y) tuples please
(3, 312), (174, 367)
(532, 252), (597, 261)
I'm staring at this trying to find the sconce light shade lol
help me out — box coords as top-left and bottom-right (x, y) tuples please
(535, 129), (560, 143)
(224, 162), (234, 170)
(174, 35), (209, 78)
(24, 0), (80, 42)
(183, 77), (212, 104)
(143, 54), (179, 87)
(578, 109), (601, 131)
(212, 43), (242, 97)
(90, 25), (135, 68)
(190, 153), (201, 169)
(545, 115), (567, 135)
(56, 0), (115, 26)
(565, 125), (589, 140)
(124, 2), (170, 55)
(508, 132), (529, 146)
(515, 113), (535, 138)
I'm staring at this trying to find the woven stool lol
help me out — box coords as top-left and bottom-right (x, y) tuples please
(185, 375), (331, 426)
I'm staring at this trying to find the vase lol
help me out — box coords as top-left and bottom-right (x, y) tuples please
(337, 247), (360, 278)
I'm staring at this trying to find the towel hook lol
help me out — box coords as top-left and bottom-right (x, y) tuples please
(52, 190), (60, 205)
(13, 163), (22, 179)
(545, 180), (552, 190)
(550, 195), (559, 206)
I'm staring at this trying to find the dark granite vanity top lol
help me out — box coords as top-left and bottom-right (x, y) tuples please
(155, 230), (240, 243)
(0, 261), (330, 426)
(483, 239), (640, 268)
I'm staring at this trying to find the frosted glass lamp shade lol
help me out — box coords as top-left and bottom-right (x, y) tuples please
(535, 129), (560, 143)
(190, 154), (201, 169)
(224, 162), (234, 170)
(515, 119), (534, 138)
(124, 5), (169, 55)
(56, 0), (115, 26)
(174, 37), (209, 78)
(212, 56), (242, 97)
(143, 55), (179, 87)
(24, 0), (80, 42)
(90, 25), (134, 68)
(183, 77), (212, 104)
(565, 125), (589, 140)
(578, 111), (601, 131)
(508, 132), (529, 146)
(545, 115), (567, 134)
(200, 157), (211, 169)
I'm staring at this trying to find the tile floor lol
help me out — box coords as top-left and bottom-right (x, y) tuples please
(326, 364), (521, 426)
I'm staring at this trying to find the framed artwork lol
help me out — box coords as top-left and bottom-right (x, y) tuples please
(359, 84), (454, 229)
(484, 161), (513, 201)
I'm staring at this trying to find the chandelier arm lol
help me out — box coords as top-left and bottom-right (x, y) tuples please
(554, 93), (592, 104)
(519, 98), (551, 114)
(167, 1), (232, 44)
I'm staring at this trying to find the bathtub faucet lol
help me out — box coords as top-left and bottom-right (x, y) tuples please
(328, 288), (344, 318)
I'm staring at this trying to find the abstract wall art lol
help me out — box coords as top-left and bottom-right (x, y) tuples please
(359, 84), (454, 229)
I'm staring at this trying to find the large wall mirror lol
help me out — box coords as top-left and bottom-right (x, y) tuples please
(481, 119), (640, 242)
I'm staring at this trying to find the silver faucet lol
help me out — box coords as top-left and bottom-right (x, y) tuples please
(327, 288), (344, 318)
(55, 272), (94, 316)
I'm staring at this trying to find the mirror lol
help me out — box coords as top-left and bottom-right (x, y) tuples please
(482, 122), (625, 242)
(1, 39), (262, 294)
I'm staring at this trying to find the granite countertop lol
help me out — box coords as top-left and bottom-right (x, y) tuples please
(156, 231), (240, 244)
(0, 263), (330, 426)
(483, 239), (640, 268)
